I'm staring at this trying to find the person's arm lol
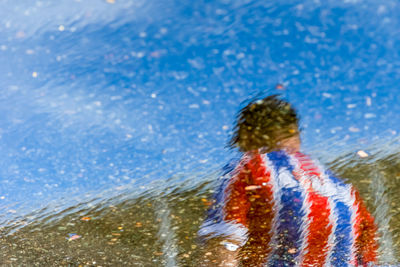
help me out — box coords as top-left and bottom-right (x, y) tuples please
(352, 189), (379, 266)
(200, 238), (240, 267)
(200, 159), (252, 266)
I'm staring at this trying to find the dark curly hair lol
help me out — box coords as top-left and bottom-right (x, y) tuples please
(230, 95), (299, 152)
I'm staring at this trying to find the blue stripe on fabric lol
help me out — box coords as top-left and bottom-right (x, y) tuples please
(326, 170), (347, 186)
(326, 174), (354, 266)
(267, 151), (305, 266)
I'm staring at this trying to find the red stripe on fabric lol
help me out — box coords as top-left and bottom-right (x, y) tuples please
(351, 189), (362, 266)
(352, 189), (378, 266)
(223, 159), (252, 227)
(295, 152), (322, 179)
(302, 191), (332, 267)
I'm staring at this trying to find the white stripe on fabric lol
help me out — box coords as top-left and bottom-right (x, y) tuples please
(288, 154), (313, 266)
(198, 219), (249, 245)
(262, 153), (283, 266)
(349, 188), (360, 265)
(326, 195), (339, 266)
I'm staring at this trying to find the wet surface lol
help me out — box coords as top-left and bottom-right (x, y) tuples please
(0, 178), (213, 266)
(1, 151), (400, 265)
(1, 0), (400, 265)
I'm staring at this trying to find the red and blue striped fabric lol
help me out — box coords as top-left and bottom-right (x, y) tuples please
(199, 150), (378, 266)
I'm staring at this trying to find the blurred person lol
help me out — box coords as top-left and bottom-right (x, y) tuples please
(199, 95), (378, 266)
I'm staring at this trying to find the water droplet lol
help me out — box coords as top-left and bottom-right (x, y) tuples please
(349, 127), (360, 132)
(357, 150), (369, 158)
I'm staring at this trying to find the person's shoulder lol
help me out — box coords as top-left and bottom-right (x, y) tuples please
(222, 157), (240, 176)
(292, 151), (350, 185)
(221, 153), (250, 176)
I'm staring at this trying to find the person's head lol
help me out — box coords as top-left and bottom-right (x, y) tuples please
(230, 95), (300, 153)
